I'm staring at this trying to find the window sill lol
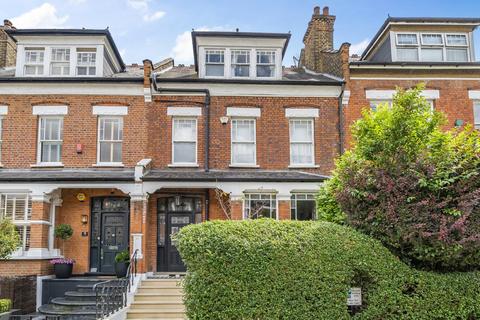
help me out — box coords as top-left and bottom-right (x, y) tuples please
(92, 163), (125, 168)
(168, 163), (199, 168)
(288, 164), (320, 169)
(31, 163), (64, 168)
(229, 164), (260, 168)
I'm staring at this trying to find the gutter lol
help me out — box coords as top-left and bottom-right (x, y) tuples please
(152, 74), (211, 172)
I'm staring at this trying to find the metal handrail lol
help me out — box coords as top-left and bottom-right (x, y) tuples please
(93, 249), (139, 319)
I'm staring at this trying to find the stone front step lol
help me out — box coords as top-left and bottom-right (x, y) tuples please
(137, 287), (183, 295)
(141, 279), (182, 287)
(134, 293), (184, 302)
(126, 308), (186, 319)
(51, 297), (96, 307)
(129, 301), (185, 310)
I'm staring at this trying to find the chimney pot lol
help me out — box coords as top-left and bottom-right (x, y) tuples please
(323, 6), (329, 15)
(313, 6), (320, 15)
(3, 19), (13, 28)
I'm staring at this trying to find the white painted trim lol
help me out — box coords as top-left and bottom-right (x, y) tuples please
(132, 233), (143, 259)
(155, 82), (342, 98)
(167, 106), (202, 117)
(366, 89), (439, 100)
(0, 83), (143, 95)
(171, 117), (198, 166)
(285, 108), (319, 118)
(468, 90), (480, 100)
(342, 90), (351, 106)
(144, 87), (152, 103)
(226, 107), (261, 117)
(32, 105), (68, 115)
(350, 64), (480, 70)
(92, 106), (128, 115)
(0, 105), (8, 115)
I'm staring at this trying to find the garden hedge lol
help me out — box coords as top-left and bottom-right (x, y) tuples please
(0, 299), (11, 313)
(176, 219), (480, 320)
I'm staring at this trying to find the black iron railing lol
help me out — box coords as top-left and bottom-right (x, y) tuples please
(93, 249), (139, 319)
(9, 316), (61, 320)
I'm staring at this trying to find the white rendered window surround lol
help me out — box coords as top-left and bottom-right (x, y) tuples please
(172, 118), (198, 166)
(243, 192), (277, 219)
(231, 118), (256, 166)
(393, 32), (471, 62)
(366, 90), (437, 111)
(0, 193), (32, 253)
(97, 117), (123, 165)
(167, 107), (202, 117)
(289, 119), (315, 166)
(37, 117), (63, 165)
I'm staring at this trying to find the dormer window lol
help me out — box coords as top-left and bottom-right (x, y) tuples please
(50, 48), (70, 76)
(231, 50), (250, 77)
(205, 50), (224, 77)
(397, 33), (418, 45)
(24, 48), (44, 75)
(256, 51), (276, 77)
(77, 49), (97, 76)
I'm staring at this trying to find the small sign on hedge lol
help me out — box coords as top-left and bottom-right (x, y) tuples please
(347, 287), (362, 306)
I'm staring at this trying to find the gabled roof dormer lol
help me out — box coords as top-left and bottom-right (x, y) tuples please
(192, 31), (290, 80)
(361, 17), (480, 64)
(6, 28), (125, 77)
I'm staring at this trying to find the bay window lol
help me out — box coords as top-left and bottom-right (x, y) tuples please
(231, 118), (256, 166)
(290, 119), (314, 166)
(50, 48), (70, 76)
(244, 193), (277, 219)
(172, 118), (197, 165)
(205, 50), (224, 77)
(98, 117), (123, 164)
(77, 48), (96, 76)
(231, 50), (250, 77)
(24, 48), (44, 75)
(256, 50), (276, 77)
(38, 117), (63, 164)
(0, 193), (32, 252)
(291, 193), (316, 220)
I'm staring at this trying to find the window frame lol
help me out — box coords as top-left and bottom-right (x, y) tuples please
(97, 116), (124, 165)
(0, 193), (32, 252)
(446, 34), (469, 47)
(290, 193), (317, 220)
(37, 116), (64, 165)
(76, 50), (97, 76)
(230, 49), (251, 78)
(171, 117), (198, 166)
(474, 101), (480, 130)
(243, 192), (277, 220)
(24, 48), (45, 76)
(230, 118), (257, 167)
(420, 33), (444, 46)
(256, 50), (276, 78)
(204, 49), (225, 78)
(50, 47), (71, 76)
(396, 33), (419, 46)
(289, 118), (315, 166)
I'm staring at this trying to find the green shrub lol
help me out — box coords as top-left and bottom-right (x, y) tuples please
(54, 224), (73, 240)
(176, 219), (480, 320)
(0, 299), (12, 313)
(115, 250), (130, 263)
(321, 85), (480, 271)
(0, 219), (20, 259)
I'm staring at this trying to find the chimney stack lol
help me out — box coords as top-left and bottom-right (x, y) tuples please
(322, 6), (329, 15)
(0, 19), (17, 69)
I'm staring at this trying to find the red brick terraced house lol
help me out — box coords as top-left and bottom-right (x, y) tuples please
(0, 5), (479, 317)
(0, 13), (344, 314)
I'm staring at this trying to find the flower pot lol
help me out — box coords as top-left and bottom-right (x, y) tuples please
(54, 263), (73, 279)
(114, 261), (130, 278)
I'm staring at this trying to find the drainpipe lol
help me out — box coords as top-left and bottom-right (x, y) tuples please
(338, 83), (345, 155)
(151, 74), (211, 172)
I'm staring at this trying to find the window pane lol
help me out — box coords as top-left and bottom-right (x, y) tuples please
(257, 51), (275, 64)
(446, 34), (467, 46)
(206, 51), (224, 63)
(257, 65), (275, 77)
(397, 48), (418, 61)
(291, 143), (313, 164)
(474, 103), (480, 129)
(232, 120), (254, 142)
(296, 200), (316, 221)
(232, 51), (250, 64)
(99, 142), (111, 162)
(206, 65), (224, 77)
(421, 48), (443, 61)
(291, 120), (312, 142)
(173, 142), (196, 163)
(112, 142), (122, 163)
(173, 119), (196, 141)
(446, 48), (468, 62)
(232, 143), (255, 164)
(232, 65), (249, 77)
(421, 34), (443, 45)
(41, 142), (61, 162)
(397, 34), (418, 45)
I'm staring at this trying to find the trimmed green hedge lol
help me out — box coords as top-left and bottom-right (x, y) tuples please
(0, 299), (11, 313)
(176, 219), (480, 320)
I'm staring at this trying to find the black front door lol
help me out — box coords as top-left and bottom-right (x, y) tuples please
(166, 213), (194, 271)
(90, 197), (129, 274)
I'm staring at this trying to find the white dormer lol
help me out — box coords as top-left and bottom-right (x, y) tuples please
(7, 29), (125, 77)
(192, 31), (290, 80)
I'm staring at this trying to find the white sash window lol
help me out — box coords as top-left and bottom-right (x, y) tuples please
(231, 118), (256, 165)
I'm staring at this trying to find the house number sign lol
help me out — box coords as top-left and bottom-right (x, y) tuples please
(347, 288), (362, 306)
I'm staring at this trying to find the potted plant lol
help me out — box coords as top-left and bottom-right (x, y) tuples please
(114, 250), (130, 278)
(52, 224), (74, 278)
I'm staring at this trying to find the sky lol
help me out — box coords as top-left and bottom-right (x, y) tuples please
(2, 0), (480, 65)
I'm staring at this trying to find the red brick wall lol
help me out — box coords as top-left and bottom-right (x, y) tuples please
(345, 78), (479, 147)
(0, 95), (146, 168)
(0, 260), (52, 276)
(147, 95), (340, 175)
(30, 201), (50, 248)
